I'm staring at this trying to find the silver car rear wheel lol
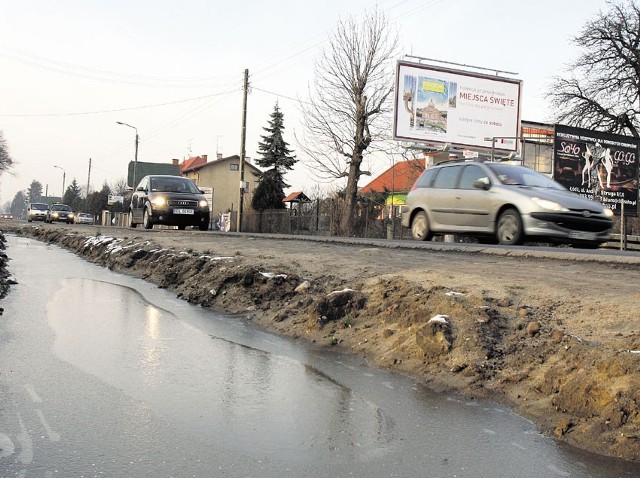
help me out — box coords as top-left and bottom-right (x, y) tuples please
(411, 211), (432, 241)
(497, 208), (523, 245)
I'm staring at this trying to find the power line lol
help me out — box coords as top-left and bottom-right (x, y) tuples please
(251, 86), (313, 105)
(0, 88), (240, 117)
(0, 44), (238, 88)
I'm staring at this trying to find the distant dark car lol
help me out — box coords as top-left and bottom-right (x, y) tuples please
(129, 175), (210, 231)
(46, 203), (74, 224)
(27, 202), (50, 222)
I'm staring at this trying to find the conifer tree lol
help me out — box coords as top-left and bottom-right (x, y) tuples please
(27, 180), (43, 203)
(63, 178), (83, 209)
(252, 104), (296, 211)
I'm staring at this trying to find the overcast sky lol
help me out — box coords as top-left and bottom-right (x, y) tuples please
(0, 0), (609, 207)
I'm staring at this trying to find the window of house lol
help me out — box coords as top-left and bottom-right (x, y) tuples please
(230, 164), (239, 171)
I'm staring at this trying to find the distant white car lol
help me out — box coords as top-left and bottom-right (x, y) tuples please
(74, 212), (94, 225)
(27, 202), (49, 222)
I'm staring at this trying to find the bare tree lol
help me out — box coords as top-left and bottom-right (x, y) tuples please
(547, 0), (640, 137)
(110, 177), (129, 196)
(300, 10), (399, 235)
(0, 131), (14, 173)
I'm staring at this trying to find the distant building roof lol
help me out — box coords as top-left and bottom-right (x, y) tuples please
(182, 154), (261, 175)
(283, 191), (311, 203)
(129, 161), (180, 187)
(178, 155), (208, 173)
(360, 159), (425, 194)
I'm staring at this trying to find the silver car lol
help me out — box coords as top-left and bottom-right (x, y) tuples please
(27, 202), (49, 222)
(401, 161), (614, 247)
(74, 212), (94, 225)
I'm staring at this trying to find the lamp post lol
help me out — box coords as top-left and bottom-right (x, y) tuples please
(116, 121), (139, 188)
(53, 165), (65, 202)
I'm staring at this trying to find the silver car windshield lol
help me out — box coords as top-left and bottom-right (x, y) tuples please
(486, 164), (564, 189)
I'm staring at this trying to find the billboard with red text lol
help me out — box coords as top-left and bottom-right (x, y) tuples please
(553, 124), (639, 216)
(393, 61), (522, 152)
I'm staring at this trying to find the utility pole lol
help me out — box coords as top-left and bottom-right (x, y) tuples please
(116, 121), (139, 188)
(86, 158), (92, 211)
(133, 130), (139, 188)
(237, 68), (249, 232)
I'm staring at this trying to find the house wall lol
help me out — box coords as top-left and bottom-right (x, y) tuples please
(183, 158), (261, 217)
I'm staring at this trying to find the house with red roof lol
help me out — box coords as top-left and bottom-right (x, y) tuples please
(172, 155), (208, 174)
(359, 159), (425, 206)
(180, 154), (262, 219)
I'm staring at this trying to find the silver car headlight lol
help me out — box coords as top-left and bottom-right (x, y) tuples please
(198, 199), (208, 208)
(531, 197), (569, 212)
(604, 208), (614, 217)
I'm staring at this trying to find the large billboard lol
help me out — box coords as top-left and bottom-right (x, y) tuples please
(393, 61), (522, 152)
(553, 124), (639, 216)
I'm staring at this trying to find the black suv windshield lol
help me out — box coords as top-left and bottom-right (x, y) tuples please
(149, 177), (199, 194)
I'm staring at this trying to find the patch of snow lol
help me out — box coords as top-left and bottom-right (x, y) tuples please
(259, 272), (288, 279)
(446, 291), (464, 297)
(428, 314), (449, 324)
(327, 288), (355, 297)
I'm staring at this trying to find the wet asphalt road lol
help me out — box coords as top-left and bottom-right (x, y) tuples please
(1, 235), (639, 477)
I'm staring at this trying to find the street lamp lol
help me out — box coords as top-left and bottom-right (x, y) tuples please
(116, 121), (139, 188)
(53, 165), (65, 202)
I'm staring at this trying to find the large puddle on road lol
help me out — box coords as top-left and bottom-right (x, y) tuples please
(34, 238), (639, 476)
(49, 277), (394, 463)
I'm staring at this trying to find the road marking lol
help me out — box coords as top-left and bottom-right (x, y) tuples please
(16, 413), (33, 464)
(0, 432), (15, 458)
(35, 410), (60, 442)
(23, 384), (42, 403)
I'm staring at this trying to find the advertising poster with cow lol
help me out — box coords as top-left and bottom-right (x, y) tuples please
(553, 124), (639, 216)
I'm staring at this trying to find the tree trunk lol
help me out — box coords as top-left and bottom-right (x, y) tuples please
(340, 154), (362, 236)
(340, 95), (368, 236)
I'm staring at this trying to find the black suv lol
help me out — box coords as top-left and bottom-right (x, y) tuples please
(129, 175), (210, 230)
(46, 203), (74, 224)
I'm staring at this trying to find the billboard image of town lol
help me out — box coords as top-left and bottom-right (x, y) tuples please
(402, 75), (457, 135)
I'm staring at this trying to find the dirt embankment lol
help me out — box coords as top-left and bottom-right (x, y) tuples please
(4, 223), (640, 462)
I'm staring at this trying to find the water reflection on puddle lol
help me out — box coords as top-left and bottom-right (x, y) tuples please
(47, 276), (640, 476)
(48, 278), (393, 464)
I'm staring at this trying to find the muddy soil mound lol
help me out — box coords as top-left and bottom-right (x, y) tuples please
(5, 225), (640, 462)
